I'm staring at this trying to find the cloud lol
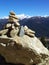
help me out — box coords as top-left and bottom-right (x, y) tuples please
(17, 14), (31, 20)
(0, 14), (49, 20)
(0, 14), (31, 20)
(42, 15), (49, 17)
(0, 16), (8, 19)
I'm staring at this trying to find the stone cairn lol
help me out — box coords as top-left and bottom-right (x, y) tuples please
(0, 11), (35, 38)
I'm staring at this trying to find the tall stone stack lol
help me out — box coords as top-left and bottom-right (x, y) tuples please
(3, 11), (20, 37)
(5, 11), (20, 29)
(0, 11), (35, 38)
(8, 11), (20, 26)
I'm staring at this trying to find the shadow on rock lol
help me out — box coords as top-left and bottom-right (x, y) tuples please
(0, 54), (25, 65)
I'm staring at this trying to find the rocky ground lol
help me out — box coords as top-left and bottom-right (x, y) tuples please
(0, 11), (49, 65)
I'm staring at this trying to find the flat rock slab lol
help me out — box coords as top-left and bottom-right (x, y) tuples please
(0, 36), (13, 43)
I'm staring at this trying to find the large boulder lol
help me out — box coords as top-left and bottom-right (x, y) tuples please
(0, 35), (49, 65)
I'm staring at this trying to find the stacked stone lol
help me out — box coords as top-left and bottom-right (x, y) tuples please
(24, 26), (35, 37)
(0, 11), (20, 37)
(0, 11), (35, 38)
(6, 11), (20, 37)
(8, 11), (20, 26)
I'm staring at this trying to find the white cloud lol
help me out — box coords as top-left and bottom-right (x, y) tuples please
(0, 16), (8, 19)
(0, 14), (31, 20)
(0, 14), (49, 20)
(42, 15), (49, 18)
(37, 15), (49, 18)
(17, 14), (31, 20)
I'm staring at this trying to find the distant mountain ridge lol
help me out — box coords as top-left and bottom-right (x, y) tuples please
(19, 16), (49, 37)
(0, 16), (49, 37)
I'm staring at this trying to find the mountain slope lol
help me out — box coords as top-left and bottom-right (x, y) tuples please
(20, 17), (49, 37)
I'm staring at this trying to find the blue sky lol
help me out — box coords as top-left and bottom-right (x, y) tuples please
(0, 0), (49, 17)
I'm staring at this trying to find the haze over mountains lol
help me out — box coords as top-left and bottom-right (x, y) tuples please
(0, 15), (49, 37)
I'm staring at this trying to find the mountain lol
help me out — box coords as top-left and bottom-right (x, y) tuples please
(20, 16), (49, 37)
(0, 16), (49, 37)
(0, 19), (8, 30)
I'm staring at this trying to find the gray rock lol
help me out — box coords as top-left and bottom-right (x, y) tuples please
(19, 26), (25, 37)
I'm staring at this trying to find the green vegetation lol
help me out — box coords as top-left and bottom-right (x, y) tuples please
(40, 36), (47, 47)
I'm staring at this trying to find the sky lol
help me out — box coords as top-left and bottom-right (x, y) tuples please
(0, 0), (49, 18)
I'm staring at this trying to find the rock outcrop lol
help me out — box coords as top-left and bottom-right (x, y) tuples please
(0, 11), (49, 65)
